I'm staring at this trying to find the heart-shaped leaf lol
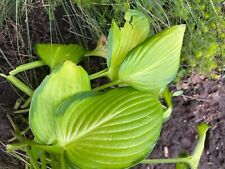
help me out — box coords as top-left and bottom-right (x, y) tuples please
(29, 61), (91, 144)
(107, 9), (150, 80)
(35, 44), (84, 69)
(119, 25), (186, 94)
(55, 87), (163, 169)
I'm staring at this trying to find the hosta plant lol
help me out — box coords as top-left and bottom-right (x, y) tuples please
(1, 9), (209, 169)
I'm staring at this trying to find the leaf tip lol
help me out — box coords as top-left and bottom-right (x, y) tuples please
(197, 122), (210, 136)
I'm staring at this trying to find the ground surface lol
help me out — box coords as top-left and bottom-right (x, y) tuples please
(137, 74), (225, 169)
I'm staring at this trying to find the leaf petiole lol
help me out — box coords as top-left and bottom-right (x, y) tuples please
(0, 74), (33, 96)
(89, 69), (109, 80)
(9, 60), (46, 76)
(142, 157), (190, 165)
(26, 147), (41, 169)
(7, 140), (63, 154)
(93, 80), (121, 91)
(41, 152), (47, 169)
(60, 152), (66, 169)
(142, 123), (210, 169)
(162, 88), (173, 122)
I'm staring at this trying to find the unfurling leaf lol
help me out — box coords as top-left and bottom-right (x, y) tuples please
(188, 123), (210, 169)
(29, 61), (91, 144)
(55, 87), (163, 169)
(119, 25), (186, 94)
(107, 9), (150, 80)
(35, 44), (84, 69)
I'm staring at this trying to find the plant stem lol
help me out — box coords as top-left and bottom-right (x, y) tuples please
(60, 152), (66, 169)
(26, 147), (41, 169)
(89, 69), (108, 80)
(93, 80), (121, 91)
(41, 152), (47, 169)
(162, 87), (173, 122)
(0, 74), (33, 96)
(142, 157), (190, 165)
(26, 141), (62, 154)
(9, 60), (46, 76)
(50, 154), (57, 169)
(84, 49), (106, 58)
(7, 141), (62, 154)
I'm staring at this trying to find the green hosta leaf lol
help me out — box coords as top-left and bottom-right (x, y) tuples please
(29, 61), (91, 144)
(107, 9), (150, 80)
(119, 25), (186, 94)
(55, 87), (163, 169)
(35, 44), (84, 69)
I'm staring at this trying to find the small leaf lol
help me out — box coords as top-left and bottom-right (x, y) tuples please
(29, 61), (91, 144)
(35, 44), (84, 69)
(55, 87), (163, 169)
(107, 9), (150, 80)
(176, 153), (189, 169)
(119, 25), (186, 94)
(188, 123), (210, 169)
(176, 162), (189, 169)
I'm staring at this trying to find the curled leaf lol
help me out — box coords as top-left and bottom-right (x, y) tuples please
(55, 87), (163, 169)
(29, 61), (91, 144)
(119, 25), (186, 94)
(188, 122), (210, 169)
(107, 9), (150, 80)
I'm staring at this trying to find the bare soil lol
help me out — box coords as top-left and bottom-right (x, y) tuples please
(137, 74), (225, 169)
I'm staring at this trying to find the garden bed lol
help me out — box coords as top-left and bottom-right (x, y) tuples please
(0, 1), (224, 169)
(1, 70), (224, 169)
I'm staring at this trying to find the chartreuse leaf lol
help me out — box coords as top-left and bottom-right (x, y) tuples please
(35, 44), (84, 69)
(119, 25), (186, 94)
(188, 123), (210, 169)
(176, 153), (189, 169)
(107, 9), (150, 80)
(29, 61), (91, 144)
(142, 123), (210, 169)
(55, 87), (163, 169)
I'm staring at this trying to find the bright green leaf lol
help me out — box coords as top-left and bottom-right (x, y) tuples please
(176, 163), (189, 169)
(55, 87), (163, 169)
(29, 61), (91, 144)
(107, 9), (150, 80)
(176, 153), (189, 169)
(188, 123), (210, 169)
(35, 44), (84, 69)
(119, 25), (186, 94)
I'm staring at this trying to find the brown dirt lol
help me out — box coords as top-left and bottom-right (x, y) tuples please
(136, 74), (225, 169)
